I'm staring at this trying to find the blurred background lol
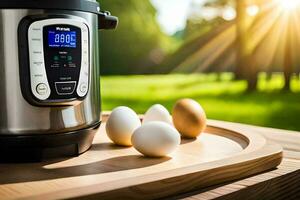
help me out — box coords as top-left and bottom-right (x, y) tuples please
(98, 0), (300, 131)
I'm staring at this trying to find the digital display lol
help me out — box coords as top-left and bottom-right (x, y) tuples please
(48, 30), (76, 48)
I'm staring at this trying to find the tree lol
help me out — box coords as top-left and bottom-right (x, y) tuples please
(235, 0), (247, 79)
(283, 17), (292, 91)
(98, 0), (168, 75)
(206, 0), (260, 90)
(236, 0), (260, 90)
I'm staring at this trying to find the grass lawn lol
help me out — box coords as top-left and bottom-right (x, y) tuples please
(101, 73), (300, 132)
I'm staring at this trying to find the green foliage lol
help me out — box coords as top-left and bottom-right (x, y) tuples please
(98, 0), (169, 75)
(184, 17), (228, 43)
(161, 20), (234, 73)
(101, 73), (300, 131)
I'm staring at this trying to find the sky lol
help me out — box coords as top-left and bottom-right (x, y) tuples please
(151, 0), (205, 35)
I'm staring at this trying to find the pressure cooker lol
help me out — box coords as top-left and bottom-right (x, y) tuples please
(0, 0), (118, 161)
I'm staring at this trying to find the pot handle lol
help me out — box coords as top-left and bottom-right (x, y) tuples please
(98, 11), (118, 30)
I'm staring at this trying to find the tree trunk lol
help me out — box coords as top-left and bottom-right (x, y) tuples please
(283, 55), (292, 91)
(283, 19), (292, 91)
(235, 0), (248, 80)
(247, 70), (258, 91)
(236, 0), (258, 90)
(266, 72), (272, 82)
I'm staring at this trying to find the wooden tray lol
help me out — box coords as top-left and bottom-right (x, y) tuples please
(0, 117), (283, 200)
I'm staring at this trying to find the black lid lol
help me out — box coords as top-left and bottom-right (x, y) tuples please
(0, 0), (101, 15)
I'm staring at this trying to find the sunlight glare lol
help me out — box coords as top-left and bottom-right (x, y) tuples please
(278, 0), (300, 11)
(247, 5), (259, 16)
(222, 7), (236, 21)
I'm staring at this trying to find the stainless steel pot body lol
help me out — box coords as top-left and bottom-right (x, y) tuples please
(0, 9), (101, 135)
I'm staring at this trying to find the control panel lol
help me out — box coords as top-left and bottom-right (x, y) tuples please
(19, 18), (90, 105)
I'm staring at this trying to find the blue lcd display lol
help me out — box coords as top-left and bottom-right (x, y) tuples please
(48, 30), (76, 48)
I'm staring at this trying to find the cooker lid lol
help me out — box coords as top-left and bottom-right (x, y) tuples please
(0, 0), (101, 14)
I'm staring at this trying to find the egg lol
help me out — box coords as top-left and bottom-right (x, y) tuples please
(106, 106), (141, 146)
(132, 121), (180, 157)
(143, 104), (172, 125)
(172, 99), (207, 138)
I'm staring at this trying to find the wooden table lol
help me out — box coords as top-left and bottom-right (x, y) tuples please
(173, 120), (300, 200)
(0, 118), (299, 200)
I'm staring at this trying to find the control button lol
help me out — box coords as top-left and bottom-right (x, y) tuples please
(29, 29), (42, 37)
(33, 61), (44, 66)
(79, 83), (88, 94)
(33, 74), (43, 78)
(67, 56), (73, 61)
(51, 63), (60, 68)
(31, 27), (41, 31)
(55, 82), (76, 95)
(30, 50), (44, 64)
(33, 51), (42, 54)
(31, 38), (42, 42)
(68, 63), (76, 68)
(54, 56), (59, 61)
(60, 55), (67, 60)
(83, 55), (88, 60)
(36, 83), (48, 95)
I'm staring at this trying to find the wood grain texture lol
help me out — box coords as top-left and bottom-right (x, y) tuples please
(171, 120), (300, 200)
(0, 115), (282, 200)
(171, 159), (300, 200)
(208, 120), (300, 159)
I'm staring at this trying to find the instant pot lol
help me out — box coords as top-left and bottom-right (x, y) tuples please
(0, 0), (118, 161)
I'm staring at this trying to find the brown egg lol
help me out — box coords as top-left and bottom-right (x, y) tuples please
(172, 99), (207, 138)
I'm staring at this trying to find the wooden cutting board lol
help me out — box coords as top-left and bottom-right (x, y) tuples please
(0, 117), (282, 200)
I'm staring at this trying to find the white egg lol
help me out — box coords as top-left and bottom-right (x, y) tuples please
(132, 121), (181, 157)
(106, 106), (141, 146)
(143, 104), (172, 125)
